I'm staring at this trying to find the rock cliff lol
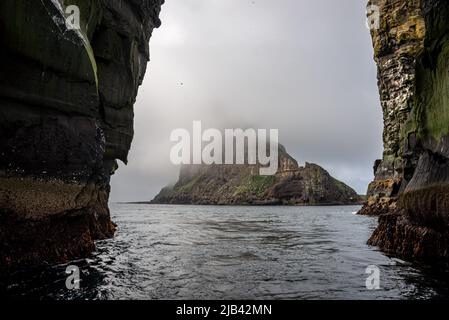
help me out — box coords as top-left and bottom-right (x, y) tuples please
(362, 0), (449, 263)
(152, 146), (361, 205)
(0, 0), (163, 271)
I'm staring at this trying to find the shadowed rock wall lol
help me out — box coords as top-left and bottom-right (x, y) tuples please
(0, 0), (163, 271)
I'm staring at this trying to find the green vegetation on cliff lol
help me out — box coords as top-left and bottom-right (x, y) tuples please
(364, 0), (449, 263)
(233, 175), (277, 197)
(152, 146), (361, 206)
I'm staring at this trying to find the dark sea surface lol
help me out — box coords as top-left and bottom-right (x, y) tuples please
(2, 204), (449, 300)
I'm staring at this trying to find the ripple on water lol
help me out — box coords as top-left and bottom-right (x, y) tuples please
(2, 204), (449, 300)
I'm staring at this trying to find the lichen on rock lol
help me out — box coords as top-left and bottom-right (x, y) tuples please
(362, 0), (449, 264)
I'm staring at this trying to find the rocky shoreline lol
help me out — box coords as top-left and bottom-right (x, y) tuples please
(2, 0), (449, 272)
(361, 0), (449, 264)
(152, 146), (362, 206)
(0, 0), (163, 271)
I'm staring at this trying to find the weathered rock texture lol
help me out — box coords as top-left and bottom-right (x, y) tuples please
(360, 0), (426, 216)
(0, 0), (163, 271)
(152, 146), (361, 205)
(362, 0), (449, 263)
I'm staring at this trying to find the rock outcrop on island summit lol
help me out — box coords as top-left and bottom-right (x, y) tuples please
(0, 0), (163, 271)
(152, 146), (361, 205)
(361, 0), (449, 263)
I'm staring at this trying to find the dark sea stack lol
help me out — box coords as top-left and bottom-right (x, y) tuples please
(363, 0), (449, 262)
(152, 146), (361, 205)
(0, 0), (163, 271)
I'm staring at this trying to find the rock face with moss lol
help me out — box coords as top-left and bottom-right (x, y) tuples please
(359, 0), (426, 216)
(0, 0), (163, 271)
(152, 146), (361, 205)
(362, 0), (449, 262)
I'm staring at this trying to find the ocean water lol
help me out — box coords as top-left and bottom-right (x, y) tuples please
(2, 204), (449, 300)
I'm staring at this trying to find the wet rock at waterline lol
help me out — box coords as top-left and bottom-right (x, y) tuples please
(0, 0), (164, 271)
(361, 0), (449, 264)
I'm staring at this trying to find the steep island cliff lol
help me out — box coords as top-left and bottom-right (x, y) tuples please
(0, 0), (163, 271)
(361, 0), (449, 263)
(152, 146), (362, 205)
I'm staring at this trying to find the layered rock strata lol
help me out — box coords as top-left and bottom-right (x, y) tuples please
(362, 0), (449, 263)
(0, 0), (163, 271)
(152, 146), (361, 205)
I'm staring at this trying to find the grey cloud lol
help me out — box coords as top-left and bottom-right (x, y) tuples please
(110, 0), (382, 202)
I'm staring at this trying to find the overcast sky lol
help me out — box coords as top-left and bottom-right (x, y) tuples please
(110, 0), (383, 202)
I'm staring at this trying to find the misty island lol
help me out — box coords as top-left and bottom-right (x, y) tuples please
(2, 0), (449, 281)
(152, 145), (362, 205)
